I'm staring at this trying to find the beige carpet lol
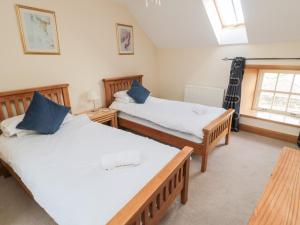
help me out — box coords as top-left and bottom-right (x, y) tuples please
(0, 131), (297, 225)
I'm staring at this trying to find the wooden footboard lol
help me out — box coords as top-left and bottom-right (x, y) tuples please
(200, 109), (234, 172)
(107, 147), (193, 225)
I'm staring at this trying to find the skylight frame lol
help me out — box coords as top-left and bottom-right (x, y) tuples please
(202, 0), (248, 45)
(213, 0), (245, 28)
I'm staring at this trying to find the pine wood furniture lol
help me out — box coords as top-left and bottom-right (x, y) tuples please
(248, 147), (300, 225)
(103, 75), (234, 172)
(82, 108), (118, 128)
(0, 84), (193, 225)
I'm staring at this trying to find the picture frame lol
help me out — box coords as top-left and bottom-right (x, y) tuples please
(116, 23), (134, 55)
(15, 4), (61, 55)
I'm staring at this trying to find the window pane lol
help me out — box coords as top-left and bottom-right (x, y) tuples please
(258, 92), (274, 109)
(292, 74), (300, 93)
(272, 93), (289, 111)
(288, 95), (300, 114)
(276, 73), (294, 92)
(261, 73), (277, 90)
(232, 0), (245, 24)
(215, 0), (237, 26)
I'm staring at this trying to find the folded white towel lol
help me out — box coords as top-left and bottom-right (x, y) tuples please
(101, 151), (141, 170)
(192, 108), (207, 115)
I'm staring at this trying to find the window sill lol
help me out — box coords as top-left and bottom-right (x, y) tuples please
(241, 110), (300, 128)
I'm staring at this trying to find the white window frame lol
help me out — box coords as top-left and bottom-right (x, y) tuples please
(253, 69), (300, 118)
(213, 0), (245, 28)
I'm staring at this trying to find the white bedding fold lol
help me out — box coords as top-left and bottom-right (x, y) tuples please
(110, 97), (226, 138)
(101, 150), (141, 170)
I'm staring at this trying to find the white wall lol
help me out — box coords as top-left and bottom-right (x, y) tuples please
(157, 42), (300, 136)
(0, 0), (299, 136)
(0, 0), (158, 113)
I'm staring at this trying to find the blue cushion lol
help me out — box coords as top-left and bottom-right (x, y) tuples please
(17, 92), (70, 134)
(127, 80), (150, 104)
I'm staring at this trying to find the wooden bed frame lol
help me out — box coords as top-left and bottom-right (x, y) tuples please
(103, 75), (234, 173)
(0, 84), (193, 225)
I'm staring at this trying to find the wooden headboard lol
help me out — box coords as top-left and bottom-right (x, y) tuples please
(103, 75), (143, 107)
(0, 84), (71, 122)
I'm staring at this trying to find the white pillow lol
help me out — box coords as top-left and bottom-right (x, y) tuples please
(1, 113), (74, 137)
(0, 114), (25, 137)
(114, 90), (135, 103)
(16, 130), (37, 138)
(114, 97), (134, 104)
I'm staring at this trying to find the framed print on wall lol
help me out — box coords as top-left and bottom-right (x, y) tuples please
(16, 5), (60, 55)
(116, 23), (134, 55)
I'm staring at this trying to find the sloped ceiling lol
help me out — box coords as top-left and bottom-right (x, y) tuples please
(114, 0), (300, 48)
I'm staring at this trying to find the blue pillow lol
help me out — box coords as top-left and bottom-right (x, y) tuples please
(127, 80), (150, 104)
(17, 91), (70, 134)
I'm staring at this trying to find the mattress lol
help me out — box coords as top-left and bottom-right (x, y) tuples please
(110, 96), (226, 139)
(0, 115), (178, 225)
(119, 112), (202, 143)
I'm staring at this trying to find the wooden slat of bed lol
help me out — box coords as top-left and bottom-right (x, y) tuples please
(103, 75), (143, 107)
(0, 84), (70, 122)
(5, 100), (13, 118)
(14, 97), (22, 115)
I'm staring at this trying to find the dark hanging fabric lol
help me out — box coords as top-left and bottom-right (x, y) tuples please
(297, 135), (300, 147)
(223, 57), (246, 132)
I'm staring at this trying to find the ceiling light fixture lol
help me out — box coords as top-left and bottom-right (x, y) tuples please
(146, 0), (161, 7)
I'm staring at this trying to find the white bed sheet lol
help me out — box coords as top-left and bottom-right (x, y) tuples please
(119, 112), (202, 143)
(0, 115), (178, 225)
(110, 97), (226, 139)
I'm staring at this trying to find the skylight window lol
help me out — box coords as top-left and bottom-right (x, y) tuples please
(202, 0), (248, 45)
(214, 0), (244, 27)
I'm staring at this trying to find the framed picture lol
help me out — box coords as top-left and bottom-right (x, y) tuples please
(16, 5), (60, 55)
(116, 23), (134, 55)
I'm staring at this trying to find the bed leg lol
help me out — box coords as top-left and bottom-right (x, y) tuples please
(225, 134), (230, 145)
(201, 153), (208, 173)
(181, 159), (190, 204)
(0, 163), (11, 178)
(3, 168), (11, 178)
(225, 113), (233, 145)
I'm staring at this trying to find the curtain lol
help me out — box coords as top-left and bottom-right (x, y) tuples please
(223, 57), (246, 132)
(298, 135), (300, 147)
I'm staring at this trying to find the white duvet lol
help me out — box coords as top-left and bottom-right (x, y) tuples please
(0, 115), (178, 225)
(110, 97), (226, 138)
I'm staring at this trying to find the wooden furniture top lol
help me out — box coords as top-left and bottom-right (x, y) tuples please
(103, 75), (143, 107)
(0, 84), (71, 122)
(248, 147), (300, 225)
(77, 108), (118, 128)
(79, 108), (117, 121)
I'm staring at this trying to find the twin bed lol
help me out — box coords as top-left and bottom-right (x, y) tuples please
(0, 84), (193, 225)
(103, 75), (234, 172)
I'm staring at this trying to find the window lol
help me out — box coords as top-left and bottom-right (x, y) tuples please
(254, 70), (300, 117)
(214, 0), (245, 27)
(202, 0), (248, 45)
